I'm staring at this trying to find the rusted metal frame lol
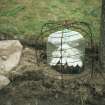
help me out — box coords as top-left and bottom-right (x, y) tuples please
(39, 20), (95, 78)
(39, 22), (91, 62)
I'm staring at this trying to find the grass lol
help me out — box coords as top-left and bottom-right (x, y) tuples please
(0, 5), (25, 16)
(0, 0), (101, 41)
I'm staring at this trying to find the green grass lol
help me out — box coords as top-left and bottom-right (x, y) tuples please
(0, 0), (101, 41)
(0, 5), (25, 16)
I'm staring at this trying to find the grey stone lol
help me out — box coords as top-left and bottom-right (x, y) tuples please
(0, 40), (23, 74)
(0, 75), (10, 90)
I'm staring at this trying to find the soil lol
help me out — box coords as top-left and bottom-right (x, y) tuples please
(0, 46), (105, 105)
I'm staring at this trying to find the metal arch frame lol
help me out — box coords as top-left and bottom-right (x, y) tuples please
(36, 20), (101, 88)
(35, 20), (105, 88)
(39, 21), (94, 59)
(37, 20), (97, 79)
(40, 21), (93, 41)
(39, 20), (94, 58)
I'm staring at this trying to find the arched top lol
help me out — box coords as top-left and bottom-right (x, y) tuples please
(39, 20), (94, 48)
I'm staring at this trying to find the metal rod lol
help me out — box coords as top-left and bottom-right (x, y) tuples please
(61, 30), (64, 89)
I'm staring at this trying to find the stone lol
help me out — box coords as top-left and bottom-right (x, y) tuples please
(1, 56), (8, 61)
(0, 40), (23, 74)
(0, 75), (10, 90)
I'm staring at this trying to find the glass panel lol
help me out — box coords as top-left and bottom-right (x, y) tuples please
(47, 29), (85, 69)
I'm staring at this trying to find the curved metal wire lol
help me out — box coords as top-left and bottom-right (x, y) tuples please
(36, 20), (101, 88)
(39, 20), (93, 63)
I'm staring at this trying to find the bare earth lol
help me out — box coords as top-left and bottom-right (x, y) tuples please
(0, 47), (105, 105)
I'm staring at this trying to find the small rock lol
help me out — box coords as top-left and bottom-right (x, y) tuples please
(71, 83), (75, 89)
(1, 56), (8, 60)
(55, 93), (59, 99)
(24, 47), (30, 51)
(0, 75), (10, 90)
(95, 86), (103, 96)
